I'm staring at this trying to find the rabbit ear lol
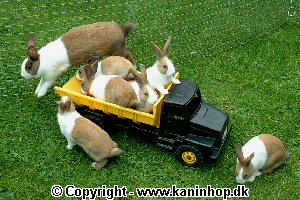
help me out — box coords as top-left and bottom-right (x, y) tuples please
(90, 60), (98, 75)
(87, 56), (98, 64)
(84, 65), (92, 79)
(28, 47), (39, 61)
(162, 36), (171, 56)
(84, 60), (98, 79)
(140, 64), (149, 84)
(59, 98), (71, 111)
(28, 34), (36, 48)
(154, 88), (161, 97)
(59, 101), (65, 111)
(244, 153), (254, 165)
(235, 144), (244, 164)
(27, 35), (39, 61)
(152, 42), (163, 59)
(131, 68), (144, 87)
(65, 98), (72, 110)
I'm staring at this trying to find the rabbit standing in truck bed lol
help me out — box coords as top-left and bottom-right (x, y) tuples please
(81, 60), (158, 113)
(76, 56), (136, 81)
(146, 36), (181, 95)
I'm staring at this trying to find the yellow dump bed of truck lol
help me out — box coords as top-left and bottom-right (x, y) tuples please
(54, 73), (180, 128)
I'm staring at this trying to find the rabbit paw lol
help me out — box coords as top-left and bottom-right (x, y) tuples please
(92, 159), (108, 169)
(37, 90), (47, 98)
(67, 144), (74, 150)
(160, 89), (169, 95)
(92, 162), (98, 168)
(35, 87), (40, 96)
(255, 171), (262, 177)
(172, 79), (181, 84)
(247, 176), (256, 183)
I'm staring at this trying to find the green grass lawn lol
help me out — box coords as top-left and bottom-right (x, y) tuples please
(1, 1), (300, 199)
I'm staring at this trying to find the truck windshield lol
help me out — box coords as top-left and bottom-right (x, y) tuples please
(186, 89), (201, 118)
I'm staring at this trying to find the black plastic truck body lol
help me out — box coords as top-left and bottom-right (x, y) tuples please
(76, 78), (232, 166)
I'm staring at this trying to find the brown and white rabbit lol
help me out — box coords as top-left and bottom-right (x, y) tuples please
(76, 56), (136, 81)
(81, 61), (158, 113)
(235, 134), (288, 184)
(21, 22), (135, 97)
(146, 36), (180, 95)
(57, 96), (122, 169)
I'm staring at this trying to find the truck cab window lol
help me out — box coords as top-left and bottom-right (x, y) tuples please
(186, 90), (201, 118)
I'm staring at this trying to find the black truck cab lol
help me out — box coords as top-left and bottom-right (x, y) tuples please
(158, 78), (231, 166)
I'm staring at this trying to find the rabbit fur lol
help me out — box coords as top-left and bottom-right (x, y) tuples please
(235, 134), (288, 184)
(81, 61), (158, 113)
(21, 22), (135, 97)
(57, 96), (122, 169)
(76, 56), (136, 81)
(146, 36), (180, 95)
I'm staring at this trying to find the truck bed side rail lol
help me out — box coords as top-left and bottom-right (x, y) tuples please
(54, 73), (180, 128)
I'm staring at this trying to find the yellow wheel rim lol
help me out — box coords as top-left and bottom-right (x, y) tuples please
(182, 151), (197, 164)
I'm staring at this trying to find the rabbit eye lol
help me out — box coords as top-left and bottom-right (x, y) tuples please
(144, 92), (149, 96)
(243, 173), (248, 179)
(25, 63), (32, 71)
(163, 65), (167, 69)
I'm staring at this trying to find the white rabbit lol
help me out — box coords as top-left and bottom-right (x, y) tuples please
(235, 134), (288, 184)
(146, 36), (180, 95)
(21, 22), (135, 97)
(76, 55), (136, 81)
(81, 61), (158, 113)
(57, 96), (122, 169)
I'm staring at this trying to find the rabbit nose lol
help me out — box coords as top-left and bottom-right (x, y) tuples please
(81, 88), (87, 95)
(21, 74), (29, 80)
(236, 178), (245, 184)
(75, 72), (83, 80)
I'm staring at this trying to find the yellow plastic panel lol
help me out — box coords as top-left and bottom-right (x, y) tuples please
(54, 72), (180, 128)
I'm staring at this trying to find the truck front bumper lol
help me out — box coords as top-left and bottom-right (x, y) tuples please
(210, 123), (233, 160)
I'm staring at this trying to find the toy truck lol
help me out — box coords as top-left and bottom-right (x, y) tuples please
(54, 73), (232, 166)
